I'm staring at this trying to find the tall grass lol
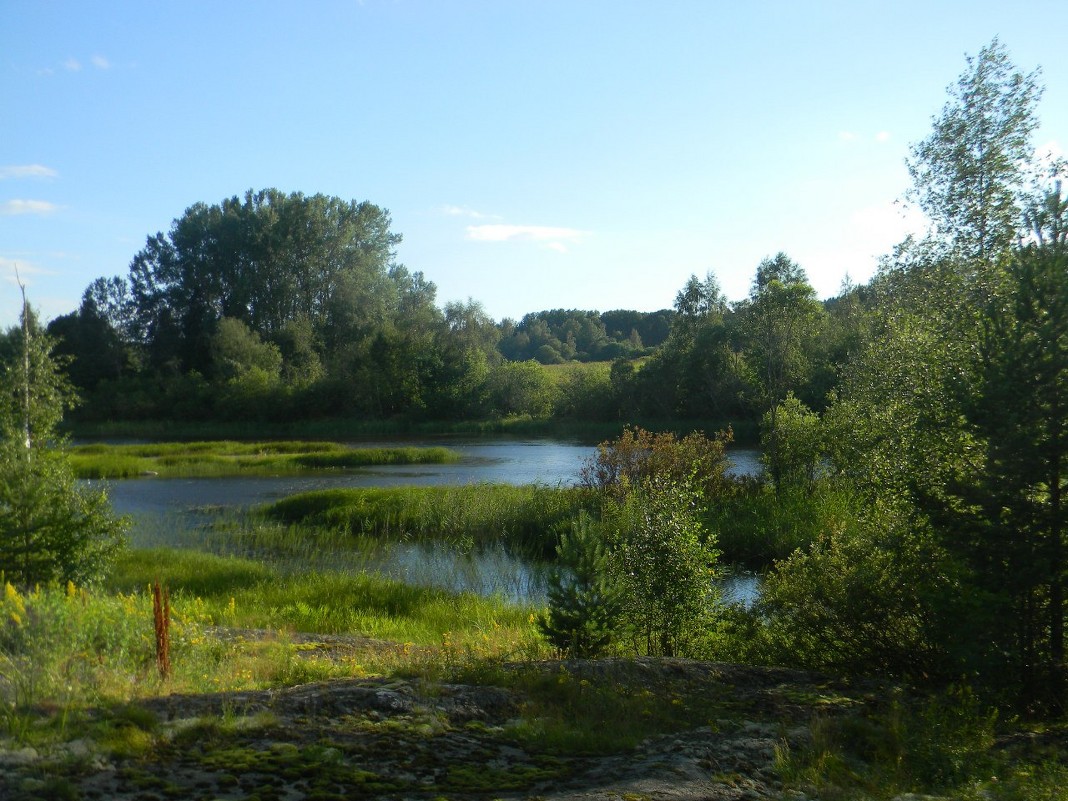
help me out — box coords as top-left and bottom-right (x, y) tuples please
(264, 483), (587, 558)
(69, 440), (457, 479)
(68, 415), (761, 446)
(107, 548), (540, 651)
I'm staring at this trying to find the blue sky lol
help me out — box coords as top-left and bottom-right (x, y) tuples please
(3, 1), (1067, 328)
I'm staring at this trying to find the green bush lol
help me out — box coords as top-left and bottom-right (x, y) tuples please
(708, 478), (854, 568)
(0, 313), (126, 586)
(602, 478), (720, 657)
(754, 515), (954, 679)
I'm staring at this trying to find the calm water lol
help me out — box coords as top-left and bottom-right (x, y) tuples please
(103, 439), (762, 606)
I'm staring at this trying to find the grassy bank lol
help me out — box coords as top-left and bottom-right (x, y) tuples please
(68, 441), (457, 480)
(256, 479), (853, 571)
(0, 548), (539, 715)
(107, 548), (537, 650)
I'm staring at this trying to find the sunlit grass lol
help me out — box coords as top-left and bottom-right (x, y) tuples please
(108, 547), (540, 650)
(69, 440), (458, 479)
(0, 546), (544, 738)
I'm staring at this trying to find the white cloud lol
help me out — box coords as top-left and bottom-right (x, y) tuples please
(63, 57), (82, 72)
(465, 223), (586, 252)
(847, 201), (926, 247)
(838, 131), (857, 142)
(91, 54), (111, 70)
(0, 257), (50, 284)
(875, 131), (891, 142)
(0, 165), (57, 180)
(0, 200), (59, 216)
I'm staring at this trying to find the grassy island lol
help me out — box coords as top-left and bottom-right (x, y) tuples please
(68, 440), (458, 480)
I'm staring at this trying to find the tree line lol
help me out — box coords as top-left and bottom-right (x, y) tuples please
(42, 188), (683, 424)
(44, 189), (861, 429)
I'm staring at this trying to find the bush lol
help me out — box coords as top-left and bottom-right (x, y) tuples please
(0, 312), (126, 586)
(483, 360), (556, 418)
(602, 478), (720, 657)
(580, 425), (734, 501)
(754, 515), (954, 679)
(761, 392), (823, 489)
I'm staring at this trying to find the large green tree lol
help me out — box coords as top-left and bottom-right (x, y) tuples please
(907, 37), (1043, 265)
(940, 205), (1068, 712)
(127, 189), (403, 373)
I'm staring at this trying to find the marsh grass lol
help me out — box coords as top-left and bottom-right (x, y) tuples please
(264, 483), (587, 558)
(2, 572), (1063, 801)
(69, 441), (457, 479)
(708, 479), (856, 569)
(0, 547), (542, 746)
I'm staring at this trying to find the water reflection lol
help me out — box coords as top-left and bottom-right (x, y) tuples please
(104, 439), (762, 605)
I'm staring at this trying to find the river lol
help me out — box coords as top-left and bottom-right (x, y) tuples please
(103, 439), (762, 606)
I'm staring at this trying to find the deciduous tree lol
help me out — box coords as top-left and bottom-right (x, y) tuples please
(907, 38), (1043, 265)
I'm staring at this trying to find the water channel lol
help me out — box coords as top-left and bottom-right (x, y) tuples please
(103, 439), (762, 607)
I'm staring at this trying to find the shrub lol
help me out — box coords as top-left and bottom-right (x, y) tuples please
(754, 515), (954, 679)
(602, 478), (720, 657)
(0, 311), (126, 586)
(580, 425), (734, 501)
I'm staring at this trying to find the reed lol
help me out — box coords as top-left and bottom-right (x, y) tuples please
(263, 483), (587, 558)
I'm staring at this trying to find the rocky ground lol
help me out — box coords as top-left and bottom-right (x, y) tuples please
(0, 643), (883, 801)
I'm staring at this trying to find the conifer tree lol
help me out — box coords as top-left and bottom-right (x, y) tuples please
(0, 282), (126, 586)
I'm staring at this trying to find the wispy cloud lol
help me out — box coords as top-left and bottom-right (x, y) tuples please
(442, 204), (496, 220)
(0, 165), (57, 180)
(466, 224), (587, 252)
(0, 257), (50, 283)
(42, 55), (112, 75)
(838, 131), (857, 142)
(0, 200), (60, 216)
(875, 131), (891, 143)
